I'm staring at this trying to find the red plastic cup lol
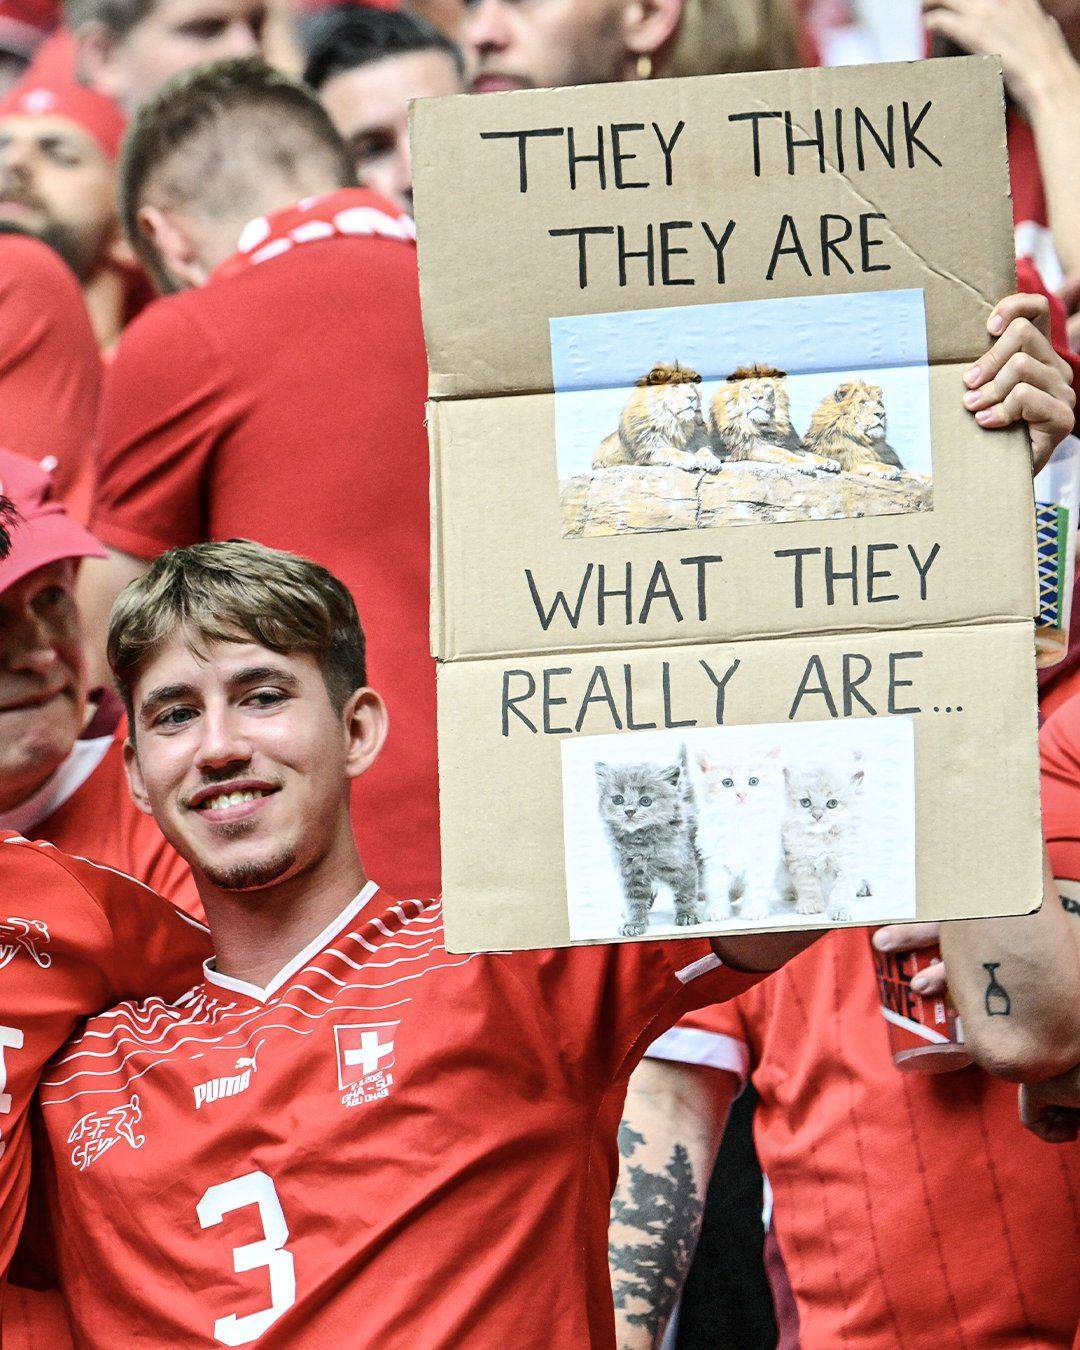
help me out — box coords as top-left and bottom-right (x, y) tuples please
(872, 939), (973, 1073)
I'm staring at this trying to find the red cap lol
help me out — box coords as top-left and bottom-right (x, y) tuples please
(0, 450), (106, 595)
(0, 49), (126, 161)
(0, 0), (57, 58)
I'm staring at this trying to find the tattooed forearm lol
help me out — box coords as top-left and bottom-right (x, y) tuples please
(982, 962), (1012, 1016)
(1061, 894), (1080, 917)
(609, 1143), (704, 1342)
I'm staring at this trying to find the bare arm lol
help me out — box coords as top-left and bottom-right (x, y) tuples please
(924, 0), (1080, 274)
(710, 928), (822, 973)
(76, 548), (151, 689)
(610, 1058), (738, 1350)
(879, 852), (1080, 1082)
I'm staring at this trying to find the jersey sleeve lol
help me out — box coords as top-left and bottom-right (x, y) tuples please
(506, 938), (766, 1094)
(643, 999), (752, 1086)
(27, 842), (209, 1004)
(90, 299), (230, 559)
(1040, 693), (1080, 883)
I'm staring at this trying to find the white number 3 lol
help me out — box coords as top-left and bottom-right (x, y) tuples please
(196, 1170), (297, 1345)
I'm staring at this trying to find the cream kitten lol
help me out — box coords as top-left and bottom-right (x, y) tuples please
(693, 747), (784, 922)
(781, 754), (866, 923)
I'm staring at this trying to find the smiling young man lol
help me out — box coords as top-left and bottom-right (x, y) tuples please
(37, 539), (811, 1348)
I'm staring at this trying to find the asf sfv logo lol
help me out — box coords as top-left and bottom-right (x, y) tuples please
(193, 1041), (264, 1110)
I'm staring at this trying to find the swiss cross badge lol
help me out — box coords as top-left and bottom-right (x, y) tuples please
(333, 1022), (399, 1108)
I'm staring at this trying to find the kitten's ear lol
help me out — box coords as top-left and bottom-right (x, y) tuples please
(783, 765), (795, 783)
(696, 751), (710, 772)
(660, 764), (682, 786)
(595, 763), (610, 784)
(850, 769), (865, 789)
(765, 746), (781, 760)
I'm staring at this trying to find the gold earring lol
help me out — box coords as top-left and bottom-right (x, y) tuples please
(636, 52), (653, 79)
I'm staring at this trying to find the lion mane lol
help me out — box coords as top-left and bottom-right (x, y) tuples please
(593, 361), (717, 473)
(802, 380), (905, 478)
(708, 364), (804, 460)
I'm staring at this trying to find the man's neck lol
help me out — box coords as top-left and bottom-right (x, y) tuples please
(83, 266), (127, 353)
(198, 835), (369, 992)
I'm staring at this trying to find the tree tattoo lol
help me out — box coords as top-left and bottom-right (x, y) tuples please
(609, 1132), (703, 1340)
(982, 962), (1011, 1017)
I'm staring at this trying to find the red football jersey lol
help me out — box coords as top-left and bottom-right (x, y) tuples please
(89, 189), (438, 900)
(0, 235), (100, 523)
(0, 832), (208, 1284)
(647, 930), (1080, 1348)
(39, 890), (760, 1347)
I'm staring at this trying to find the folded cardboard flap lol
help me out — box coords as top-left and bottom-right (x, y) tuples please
(412, 57), (1013, 400)
(428, 367), (1036, 662)
(439, 621), (1041, 951)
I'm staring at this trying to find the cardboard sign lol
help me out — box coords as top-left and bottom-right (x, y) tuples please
(412, 57), (1043, 952)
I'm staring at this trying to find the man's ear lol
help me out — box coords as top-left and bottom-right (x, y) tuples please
(342, 688), (389, 782)
(136, 205), (209, 289)
(620, 0), (686, 72)
(122, 737), (154, 817)
(72, 23), (127, 103)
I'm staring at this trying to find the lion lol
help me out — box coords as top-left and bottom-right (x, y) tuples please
(708, 364), (840, 476)
(802, 381), (906, 480)
(593, 362), (720, 474)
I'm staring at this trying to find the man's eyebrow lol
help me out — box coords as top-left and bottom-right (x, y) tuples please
(139, 682), (197, 717)
(227, 665), (301, 691)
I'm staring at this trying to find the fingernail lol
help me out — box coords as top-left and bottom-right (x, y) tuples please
(872, 929), (892, 951)
(911, 974), (930, 993)
(963, 365), (981, 385)
(963, 389), (980, 408)
(975, 407), (998, 425)
(988, 313), (1004, 335)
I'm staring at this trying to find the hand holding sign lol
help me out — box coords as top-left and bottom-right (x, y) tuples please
(961, 292), (1077, 472)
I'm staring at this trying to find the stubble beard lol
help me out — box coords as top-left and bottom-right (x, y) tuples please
(197, 819), (298, 892)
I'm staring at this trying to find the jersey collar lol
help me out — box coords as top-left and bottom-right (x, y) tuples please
(202, 880), (380, 1004)
(0, 733), (113, 836)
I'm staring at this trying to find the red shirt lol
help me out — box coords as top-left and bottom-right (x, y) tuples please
(0, 236), (100, 523)
(0, 832), (208, 1285)
(90, 190), (438, 898)
(38, 896), (759, 1348)
(648, 932), (1080, 1348)
(1040, 689), (1080, 888)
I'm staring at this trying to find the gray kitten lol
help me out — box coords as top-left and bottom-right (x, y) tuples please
(594, 749), (702, 937)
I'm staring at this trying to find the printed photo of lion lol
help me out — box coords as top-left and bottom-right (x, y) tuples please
(592, 361), (721, 474)
(708, 364), (840, 476)
(801, 380), (906, 480)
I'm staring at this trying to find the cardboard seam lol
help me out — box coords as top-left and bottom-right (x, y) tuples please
(435, 613), (1034, 665)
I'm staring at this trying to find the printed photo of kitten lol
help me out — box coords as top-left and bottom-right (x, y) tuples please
(563, 718), (914, 943)
(594, 750), (702, 937)
(781, 753), (868, 922)
(693, 747), (784, 922)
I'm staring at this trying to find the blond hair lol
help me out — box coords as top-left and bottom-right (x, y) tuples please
(108, 540), (365, 717)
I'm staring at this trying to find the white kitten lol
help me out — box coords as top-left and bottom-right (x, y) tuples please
(693, 747), (784, 922)
(781, 753), (866, 923)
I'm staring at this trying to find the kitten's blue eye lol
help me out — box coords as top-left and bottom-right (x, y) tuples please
(722, 777), (734, 787)
(639, 796), (652, 806)
(800, 798), (812, 808)
(748, 777), (759, 786)
(826, 799), (838, 809)
(611, 794), (624, 805)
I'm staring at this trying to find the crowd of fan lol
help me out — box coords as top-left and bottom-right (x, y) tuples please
(0, 1), (1078, 1347)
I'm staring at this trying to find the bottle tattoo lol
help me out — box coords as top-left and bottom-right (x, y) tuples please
(982, 962), (1011, 1017)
